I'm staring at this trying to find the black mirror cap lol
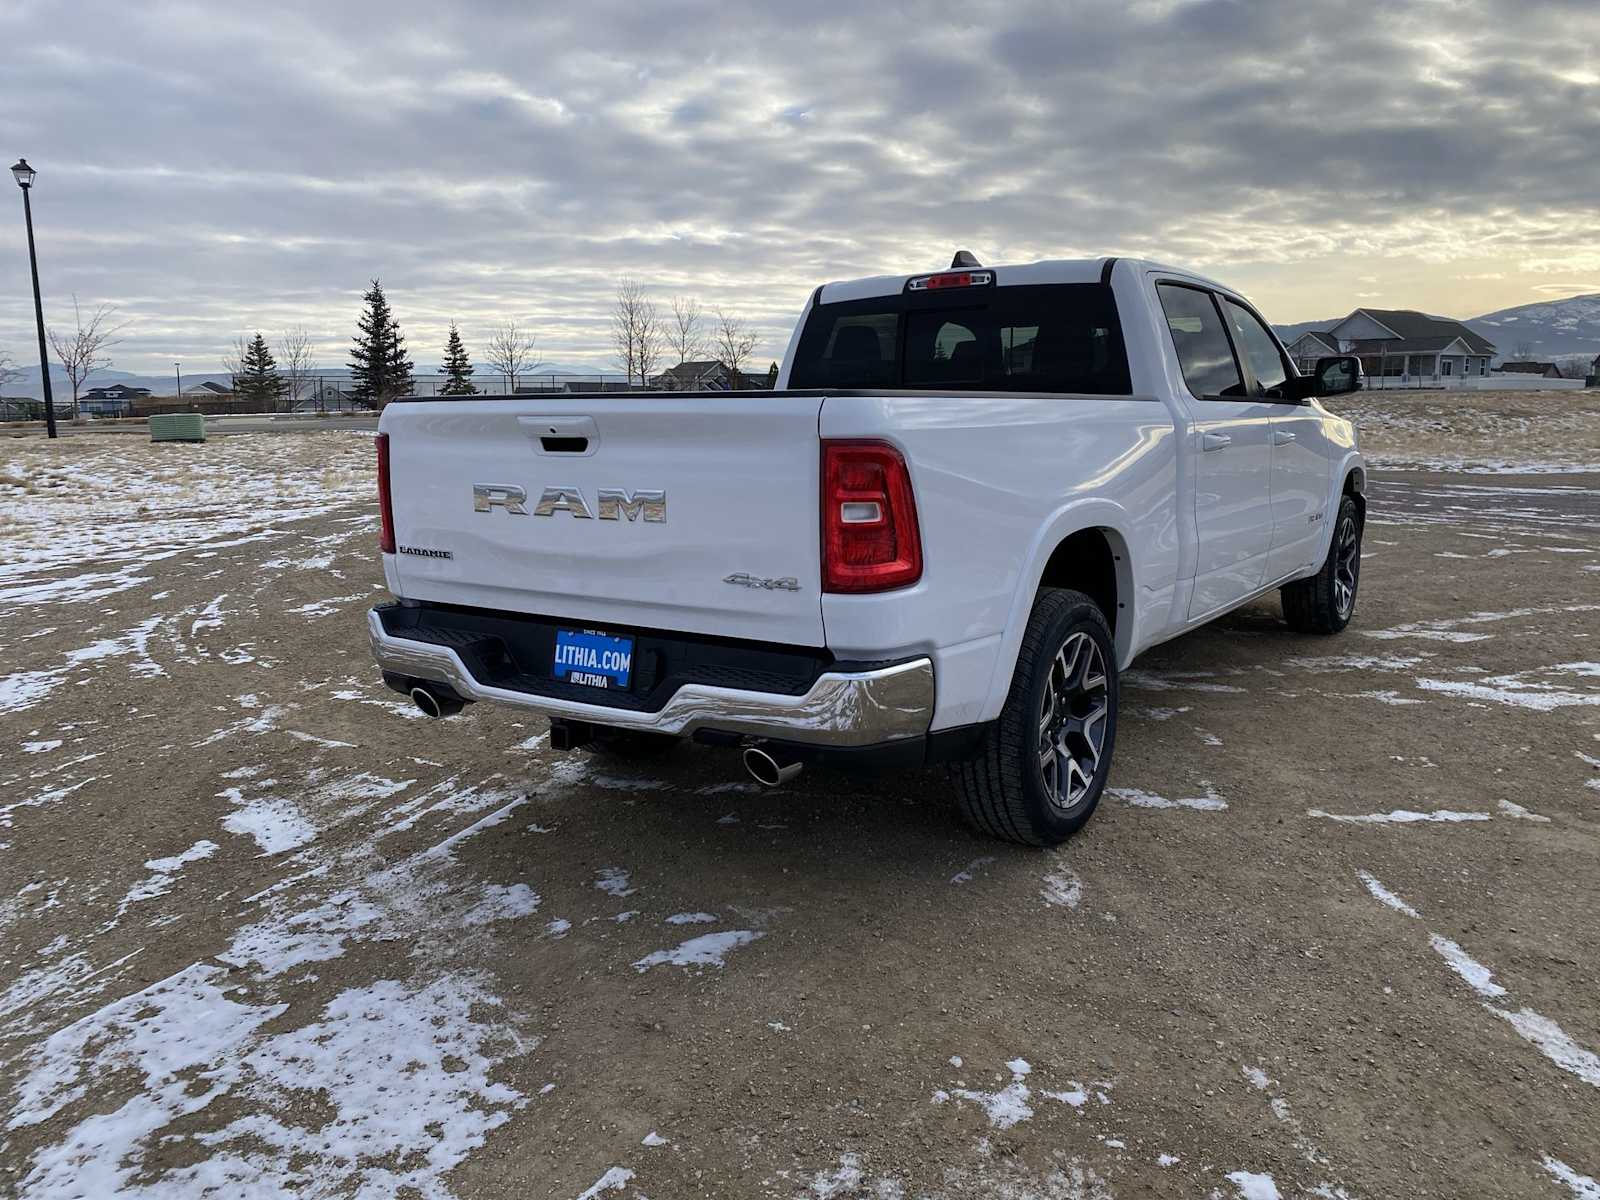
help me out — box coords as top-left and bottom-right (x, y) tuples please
(1314, 355), (1363, 397)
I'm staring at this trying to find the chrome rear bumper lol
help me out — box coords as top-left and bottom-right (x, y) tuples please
(367, 608), (934, 747)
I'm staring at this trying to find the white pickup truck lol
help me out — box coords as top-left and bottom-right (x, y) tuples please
(369, 255), (1366, 845)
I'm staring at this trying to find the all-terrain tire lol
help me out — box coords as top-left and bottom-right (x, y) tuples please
(582, 729), (681, 761)
(1281, 494), (1362, 634)
(950, 588), (1118, 847)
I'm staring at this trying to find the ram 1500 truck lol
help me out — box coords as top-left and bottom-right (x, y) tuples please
(368, 255), (1366, 846)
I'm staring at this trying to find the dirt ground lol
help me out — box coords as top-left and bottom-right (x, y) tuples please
(2, 409), (1599, 1199)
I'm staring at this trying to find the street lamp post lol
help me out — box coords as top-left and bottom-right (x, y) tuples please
(11, 159), (57, 439)
(175, 361), (182, 405)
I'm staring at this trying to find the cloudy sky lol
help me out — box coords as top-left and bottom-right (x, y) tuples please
(3, 0), (1599, 376)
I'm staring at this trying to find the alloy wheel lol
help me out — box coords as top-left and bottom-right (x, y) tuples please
(1333, 514), (1359, 618)
(1037, 632), (1110, 813)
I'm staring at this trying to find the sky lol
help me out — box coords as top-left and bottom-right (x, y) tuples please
(2, 0), (1599, 376)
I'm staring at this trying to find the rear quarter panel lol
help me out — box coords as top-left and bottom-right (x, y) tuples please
(818, 394), (1182, 728)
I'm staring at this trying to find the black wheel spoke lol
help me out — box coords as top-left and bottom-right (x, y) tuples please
(1037, 631), (1110, 814)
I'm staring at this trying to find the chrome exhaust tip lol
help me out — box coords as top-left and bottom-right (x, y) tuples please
(410, 685), (463, 719)
(742, 745), (802, 788)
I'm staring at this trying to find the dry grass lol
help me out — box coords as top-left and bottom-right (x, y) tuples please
(1325, 388), (1600, 469)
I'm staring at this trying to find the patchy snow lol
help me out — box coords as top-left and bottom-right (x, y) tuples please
(1307, 807), (1490, 824)
(633, 929), (763, 972)
(22, 739), (63, 753)
(665, 911), (718, 925)
(1358, 871), (1422, 919)
(1227, 1170), (1282, 1200)
(1543, 1158), (1600, 1199)
(1414, 662), (1600, 711)
(1286, 652), (1428, 671)
(461, 883), (541, 926)
(642, 1131), (667, 1147)
(116, 840), (219, 916)
(1158, 1153), (1181, 1167)
(1122, 670), (1245, 694)
(0, 668), (67, 712)
(218, 786), (317, 855)
(575, 1167), (635, 1198)
(595, 866), (638, 897)
(1111, 785), (1227, 811)
(1041, 859), (1082, 909)
(544, 918), (572, 939)
(1497, 798), (1551, 822)
(1494, 1008), (1600, 1089)
(950, 856), (996, 884)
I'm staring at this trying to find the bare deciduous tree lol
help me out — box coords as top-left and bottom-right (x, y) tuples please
(279, 327), (318, 405)
(611, 279), (662, 388)
(486, 321), (543, 393)
(47, 297), (126, 418)
(0, 345), (20, 394)
(712, 308), (759, 389)
(221, 335), (251, 384)
(663, 296), (704, 388)
(1511, 339), (1535, 360)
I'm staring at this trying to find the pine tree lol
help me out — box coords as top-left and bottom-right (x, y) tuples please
(440, 322), (477, 396)
(348, 279), (415, 405)
(238, 333), (285, 406)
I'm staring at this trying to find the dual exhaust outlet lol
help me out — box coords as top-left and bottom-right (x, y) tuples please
(406, 680), (802, 788)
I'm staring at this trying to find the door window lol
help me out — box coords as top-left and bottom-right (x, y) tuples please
(1157, 284), (1245, 399)
(1222, 298), (1291, 398)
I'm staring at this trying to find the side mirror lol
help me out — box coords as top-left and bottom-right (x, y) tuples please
(1313, 355), (1362, 397)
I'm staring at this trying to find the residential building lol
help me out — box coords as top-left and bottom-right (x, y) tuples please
(651, 359), (773, 390)
(1284, 308), (1495, 383)
(1493, 361), (1565, 379)
(79, 383), (151, 416)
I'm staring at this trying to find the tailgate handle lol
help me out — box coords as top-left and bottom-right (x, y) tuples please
(519, 415), (599, 456)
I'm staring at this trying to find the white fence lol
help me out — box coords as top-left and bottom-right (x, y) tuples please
(1365, 375), (1589, 392)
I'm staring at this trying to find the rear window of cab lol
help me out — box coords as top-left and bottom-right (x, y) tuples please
(789, 282), (1132, 395)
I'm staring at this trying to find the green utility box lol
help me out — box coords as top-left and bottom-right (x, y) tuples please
(149, 413), (207, 443)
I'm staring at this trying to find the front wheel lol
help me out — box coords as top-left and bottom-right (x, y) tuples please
(950, 588), (1118, 847)
(1281, 494), (1362, 634)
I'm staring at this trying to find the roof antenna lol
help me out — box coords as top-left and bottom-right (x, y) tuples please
(950, 250), (982, 269)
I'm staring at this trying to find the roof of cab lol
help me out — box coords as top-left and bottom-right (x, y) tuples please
(814, 256), (1231, 305)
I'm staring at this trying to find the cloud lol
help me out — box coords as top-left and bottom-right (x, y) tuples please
(1, 0), (1598, 373)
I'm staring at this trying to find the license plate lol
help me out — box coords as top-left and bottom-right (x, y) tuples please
(553, 629), (634, 690)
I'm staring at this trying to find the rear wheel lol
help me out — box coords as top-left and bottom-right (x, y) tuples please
(951, 588), (1117, 846)
(1281, 494), (1362, 634)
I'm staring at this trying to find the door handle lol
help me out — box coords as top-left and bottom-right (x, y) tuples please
(1201, 432), (1232, 452)
(1272, 429), (1297, 446)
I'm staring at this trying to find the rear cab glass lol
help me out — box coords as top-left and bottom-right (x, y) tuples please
(790, 282), (1132, 395)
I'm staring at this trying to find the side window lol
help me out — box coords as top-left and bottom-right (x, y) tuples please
(1157, 284), (1245, 399)
(1222, 299), (1290, 398)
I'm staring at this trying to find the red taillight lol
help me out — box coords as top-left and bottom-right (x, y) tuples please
(821, 441), (922, 593)
(376, 432), (396, 554)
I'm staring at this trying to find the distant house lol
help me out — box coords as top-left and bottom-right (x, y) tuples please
(652, 360), (773, 390)
(79, 383), (151, 416)
(183, 381), (233, 397)
(1493, 361), (1565, 379)
(297, 382), (368, 412)
(1283, 308), (1495, 383)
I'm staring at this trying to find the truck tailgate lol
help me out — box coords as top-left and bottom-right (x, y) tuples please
(382, 395), (827, 646)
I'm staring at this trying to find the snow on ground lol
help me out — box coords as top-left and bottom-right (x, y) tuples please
(0, 434), (376, 603)
(1110, 785), (1228, 811)
(632, 930), (763, 972)
(1357, 871), (1600, 1090)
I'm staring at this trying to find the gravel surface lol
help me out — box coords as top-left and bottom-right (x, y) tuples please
(2, 424), (1598, 1198)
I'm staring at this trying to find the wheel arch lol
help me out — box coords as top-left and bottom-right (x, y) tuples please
(977, 501), (1138, 724)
